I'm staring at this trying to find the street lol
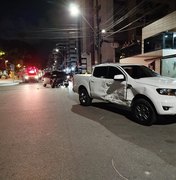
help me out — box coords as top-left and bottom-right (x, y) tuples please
(0, 82), (176, 180)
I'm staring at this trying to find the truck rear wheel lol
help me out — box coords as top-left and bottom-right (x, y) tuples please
(79, 89), (92, 106)
(65, 83), (69, 88)
(51, 82), (55, 88)
(132, 98), (157, 126)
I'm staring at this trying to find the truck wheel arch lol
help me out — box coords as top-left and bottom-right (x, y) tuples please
(78, 85), (90, 96)
(131, 94), (155, 108)
(131, 94), (157, 126)
(78, 86), (92, 106)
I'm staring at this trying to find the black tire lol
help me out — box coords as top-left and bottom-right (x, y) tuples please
(51, 81), (55, 88)
(79, 88), (92, 106)
(65, 84), (69, 88)
(43, 84), (46, 87)
(51, 79), (56, 88)
(132, 98), (157, 126)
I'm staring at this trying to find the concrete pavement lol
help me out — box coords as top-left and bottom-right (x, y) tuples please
(0, 78), (22, 86)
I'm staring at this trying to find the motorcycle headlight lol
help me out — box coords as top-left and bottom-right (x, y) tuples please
(156, 88), (176, 96)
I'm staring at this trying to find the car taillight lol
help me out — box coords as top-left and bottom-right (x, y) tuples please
(24, 75), (29, 79)
(35, 75), (39, 79)
(29, 70), (35, 74)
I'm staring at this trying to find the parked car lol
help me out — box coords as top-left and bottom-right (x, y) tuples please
(42, 71), (69, 88)
(73, 63), (176, 126)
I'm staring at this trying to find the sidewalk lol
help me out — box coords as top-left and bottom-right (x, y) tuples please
(0, 78), (22, 86)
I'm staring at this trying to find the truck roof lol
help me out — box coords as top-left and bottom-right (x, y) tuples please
(93, 63), (143, 67)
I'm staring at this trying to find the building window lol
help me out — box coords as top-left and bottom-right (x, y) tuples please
(144, 33), (163, 53)
(162, 57), (176, 78)
(164, 32), (173, 49)
(144, 32), (176, 53)
(173, 33), (176, 49)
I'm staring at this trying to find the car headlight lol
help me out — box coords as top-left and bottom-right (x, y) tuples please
(24, 75), (29, 80)
(156, 88), (176, 96)
(35, 75), (39, 79)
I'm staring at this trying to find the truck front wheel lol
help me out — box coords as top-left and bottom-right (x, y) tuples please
(79, 89), (92, 106)
(132, 98), (157, 126)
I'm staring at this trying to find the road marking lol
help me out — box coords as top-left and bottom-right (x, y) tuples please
(112, 159), (129, 180)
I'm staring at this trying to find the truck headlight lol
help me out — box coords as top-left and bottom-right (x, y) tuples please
(156, 88), (176, 96)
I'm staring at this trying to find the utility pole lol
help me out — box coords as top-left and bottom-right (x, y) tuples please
(95, 0), (101, 64)
(78, 18), (82, 66)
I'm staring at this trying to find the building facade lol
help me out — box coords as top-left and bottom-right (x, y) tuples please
(121, 11), (176, 78)
(64, 0), (176, 75)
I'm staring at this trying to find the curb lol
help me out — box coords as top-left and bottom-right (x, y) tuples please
(0, 80), (22, 87)
(0, 82), (21, 86)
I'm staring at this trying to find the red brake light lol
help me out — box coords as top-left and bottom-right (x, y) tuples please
(29, 70), (35, 73)
(26, 66), (38, 74)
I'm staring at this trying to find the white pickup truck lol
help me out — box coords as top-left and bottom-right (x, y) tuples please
(73, 63), (176, 125)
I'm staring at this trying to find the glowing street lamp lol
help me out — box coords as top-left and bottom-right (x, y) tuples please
(69, 3), (80, 17)
(55, 48), (59, 53)
(16, 64), (21, 68)
(69, 3), (94, 32)
(101, 29), (106, 34)
(0, 50), (5, 57)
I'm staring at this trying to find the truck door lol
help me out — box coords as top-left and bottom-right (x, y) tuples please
(104, 66), (127, 105)
(89, 66), (108, 98)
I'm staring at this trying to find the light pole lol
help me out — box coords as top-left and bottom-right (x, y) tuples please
(69, 3), (82, 67)
(69, 2), (101, 65)
(95, 0), (101, 64)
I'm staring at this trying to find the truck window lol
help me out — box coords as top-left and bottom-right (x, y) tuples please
(93, 66), (108, 78)
(107, 66), (123, 79)
(122, 65), (159, 79)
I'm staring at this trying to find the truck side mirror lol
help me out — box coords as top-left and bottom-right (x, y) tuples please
(114, 74), (125, 80)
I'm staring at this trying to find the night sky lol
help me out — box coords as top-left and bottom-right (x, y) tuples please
(0, 0), (72, 39)
(0, 0), (74, 68)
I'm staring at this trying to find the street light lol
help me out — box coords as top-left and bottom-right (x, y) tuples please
(69, 3), (82, 69)
(69, 3), (80, 17)
(69, 3), (95, 33)
(0, 50), (5, 57)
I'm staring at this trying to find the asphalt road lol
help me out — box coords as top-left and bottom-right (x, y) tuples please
(0, 82), (176, 180)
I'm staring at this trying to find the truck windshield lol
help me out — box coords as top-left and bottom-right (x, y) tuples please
(122, 65), (159, 79)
